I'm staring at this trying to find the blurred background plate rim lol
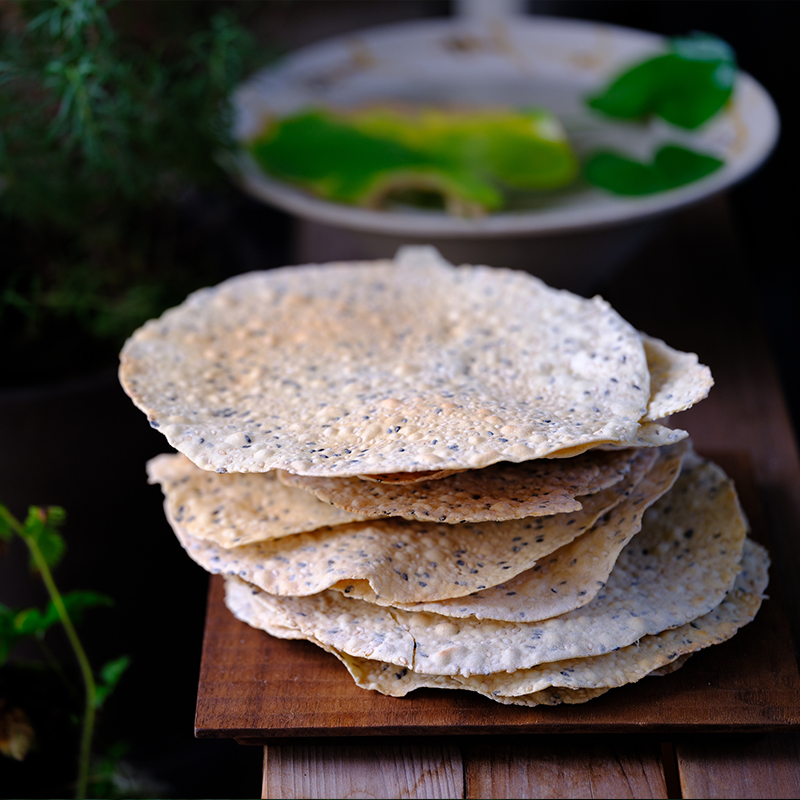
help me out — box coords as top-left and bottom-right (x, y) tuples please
(230, 13), (780, 239)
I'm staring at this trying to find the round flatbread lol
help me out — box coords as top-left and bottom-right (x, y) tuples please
(167, 450), (654, 604)
(146, 452), (371, 547)
(641, 335), (714, 422)
(277, 447), (642, 523)
(223, 455), (748, 676)
(339, 441), (686, 621)
(119, 246), (667, 477)
(225, 536), (766, 705)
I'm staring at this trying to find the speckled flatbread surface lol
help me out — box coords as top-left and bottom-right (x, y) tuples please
(119, 247), (666, 476)
(165, 448), (654, 604)
(277, 447), (642, 523)
(642, 335), (714, 422)
(224, 536), (768, 704)
(343, 440), (686, 621)
(233, 539), (767, 702)
(146, 453), (370, 547)
(218, 455), (748, 676)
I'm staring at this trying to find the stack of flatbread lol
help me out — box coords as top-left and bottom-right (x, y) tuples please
(120, 246), (769, 707)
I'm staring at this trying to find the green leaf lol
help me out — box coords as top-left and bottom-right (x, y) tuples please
(653, 144), (725, 188)
(583, 151), (666, 196)
(671, 31), (736, 63)
(95, 655), (131, 708)
(0, 589), (114, 664)
(13, 606), (58, 636)
(584, 144), (724, 195)
(587, 54), (675, 121)
(23, 506), (67, 570)
(61, 589), (115, 624)
(586, 32), (737, 130)
(0, 602), (60, 662)
(654, 59), (735, 130)
(43, 506), (67, 527)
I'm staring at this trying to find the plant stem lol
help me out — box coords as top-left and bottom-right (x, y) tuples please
(0, 507), (96, 798)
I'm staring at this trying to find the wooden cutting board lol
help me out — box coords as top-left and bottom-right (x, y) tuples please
(194, 450), (800, 742)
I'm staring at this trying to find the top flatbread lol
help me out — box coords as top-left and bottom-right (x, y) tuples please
(642, 335), (714, 422)
(119, 246), (687, 477)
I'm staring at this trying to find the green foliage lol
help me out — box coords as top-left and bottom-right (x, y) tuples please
(249, 106), (578, 213)
(94, 655), (130, 710)
(21, 505), (67, 571)
(0, 591), (113, 664)
(0, 0), (261, 386)
(583, 33), (735, 196)
(584, 144), (724, 196)
(0, 502), (129, 797)
(1, 0), (254, 225)
(586, 32), (737, 130)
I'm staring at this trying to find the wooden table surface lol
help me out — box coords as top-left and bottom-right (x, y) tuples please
(195, 197), (800, 798)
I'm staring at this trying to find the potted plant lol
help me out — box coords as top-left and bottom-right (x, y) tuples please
(0, 0), (275, 388)
(0, 2), (281, 796)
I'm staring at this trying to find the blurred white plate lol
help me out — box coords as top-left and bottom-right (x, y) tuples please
(230, 14), (779, 292)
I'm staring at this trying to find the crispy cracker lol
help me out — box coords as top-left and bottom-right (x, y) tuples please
(642, 335), (714, 422)
(119, 246), (669, 477)
(166, 451), (655, 603)
(221, 455), (748, 675)
(553, 421), (687, 458)
(225, 539), (767, 705)
(146, 452), (370, 547)
(339, 441), (686, 620)
(278, 447), (642, 523)
(358, 469), (465, 484)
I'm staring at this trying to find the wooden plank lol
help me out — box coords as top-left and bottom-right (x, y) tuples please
(195, 565), (800, 739)
(194, 440), (800, 738)
(262, 738), (464, 799)
(463, 735), (668, 799)
(676, 732), (800, 799)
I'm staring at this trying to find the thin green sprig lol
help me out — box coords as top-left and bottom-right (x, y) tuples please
(0, 504), (127, 799)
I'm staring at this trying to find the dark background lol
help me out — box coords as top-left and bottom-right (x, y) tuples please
(1, 2), (795, 798)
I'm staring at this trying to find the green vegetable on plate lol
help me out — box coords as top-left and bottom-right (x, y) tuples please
(248, 106), (578, 215)
(245, 32), (736, 209)
(587, 32), (737, 130)
(584, 145), (724, 196)
(583, 32), (734, 195)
